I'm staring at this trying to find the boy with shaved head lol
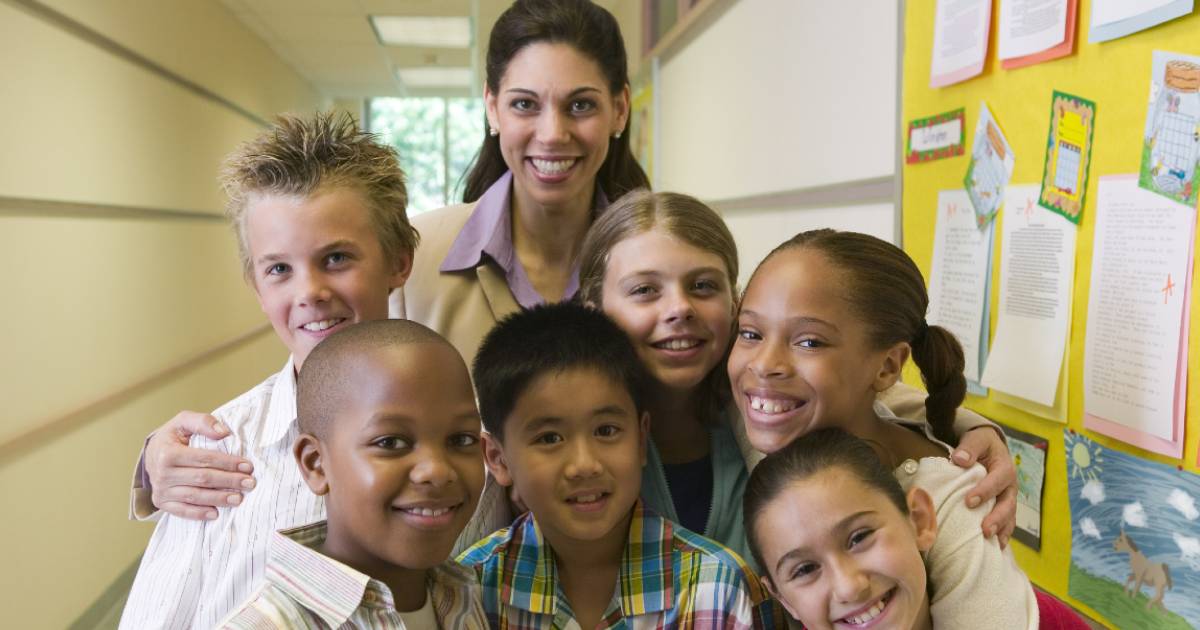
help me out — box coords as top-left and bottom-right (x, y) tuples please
(221, 320), (487, 628)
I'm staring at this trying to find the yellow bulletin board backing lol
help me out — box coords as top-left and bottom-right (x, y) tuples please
(901, 3), (1200, 626)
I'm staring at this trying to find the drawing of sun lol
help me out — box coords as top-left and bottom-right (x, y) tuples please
(1066, 433), (1103, 483)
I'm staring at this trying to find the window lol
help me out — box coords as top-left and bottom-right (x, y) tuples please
(369, 97), (485, 215)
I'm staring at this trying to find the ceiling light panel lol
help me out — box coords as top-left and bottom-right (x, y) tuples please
(371, 15), (471, 48)
(396, 66), (473, 87)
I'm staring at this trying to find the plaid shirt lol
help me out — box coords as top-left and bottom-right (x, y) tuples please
(457, 501), (782, 629)
(219, 521), (489, 629)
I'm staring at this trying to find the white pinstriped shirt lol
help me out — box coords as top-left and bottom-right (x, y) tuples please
(120, 359), (326, 630)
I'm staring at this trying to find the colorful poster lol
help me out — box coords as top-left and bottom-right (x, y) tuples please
(1039, 91), (1096, 223)
(964, 103), (1016, 226)
(1140, 51), (1200, 209)
(1067, 432), (1200, 629)
(907, 108), (966, 164)
(1001, 424), (1047, 550)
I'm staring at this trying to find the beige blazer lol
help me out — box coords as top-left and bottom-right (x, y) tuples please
(391, 201), (521, 366)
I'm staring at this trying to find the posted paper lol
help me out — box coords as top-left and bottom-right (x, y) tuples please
(1083, 175), (1194, 457)
(965, 103), (1016, 226)
(907, 108), (966, 164)
(1002, 0), (1077, 70)
(1089, 0), (1194, 43)
(1140, 50), (1200, 209)
(1039, 90), (1096, 223)
(927, 190), (994, 383)
(931, 0), (992, 87)
(1001, 424), (1048, 551)
(981, 185), (1077, 409)
(998, 0), (1068, 60)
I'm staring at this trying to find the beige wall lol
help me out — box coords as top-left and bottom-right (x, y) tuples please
(0, 1), (325, 626)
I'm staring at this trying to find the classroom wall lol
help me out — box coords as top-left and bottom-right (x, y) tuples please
(652, 0), (900, 263)
(0, 1), (325, 626)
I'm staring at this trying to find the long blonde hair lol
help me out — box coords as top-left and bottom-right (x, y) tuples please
(579, 189), (739, 424)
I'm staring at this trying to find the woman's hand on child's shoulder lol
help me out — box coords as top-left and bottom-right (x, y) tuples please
(952, 427), (1017, 548)
(146, 411), (256, 520)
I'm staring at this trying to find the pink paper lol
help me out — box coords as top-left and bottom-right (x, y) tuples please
(1001, 0), (1077, 70)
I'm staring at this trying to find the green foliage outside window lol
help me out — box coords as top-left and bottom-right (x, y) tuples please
(370, 97), (485, 215)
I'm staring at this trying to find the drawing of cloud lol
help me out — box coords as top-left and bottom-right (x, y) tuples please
(1081, 479), (1105, 505)
(1167, 489), (1199, 520)
(1123, 502), (1148, 528)
(1174, 533), (1200, 571)
(1079, 517), (1101, 540)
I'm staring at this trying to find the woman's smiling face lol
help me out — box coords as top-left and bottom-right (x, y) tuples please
(485, 42), (628, 211)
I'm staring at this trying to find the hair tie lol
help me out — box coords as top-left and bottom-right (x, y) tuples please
(913, 321), (930, 346)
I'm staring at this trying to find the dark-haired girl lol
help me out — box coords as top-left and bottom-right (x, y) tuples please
(728, 230), (1038, 627)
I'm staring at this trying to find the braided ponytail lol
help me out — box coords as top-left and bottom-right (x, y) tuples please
(910, 324), (965, 446)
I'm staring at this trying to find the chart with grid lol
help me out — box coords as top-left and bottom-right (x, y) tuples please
(1053, 141), (1082, 194)
(969, 146), (1007, 215)
(1151, 110), (1199, 193)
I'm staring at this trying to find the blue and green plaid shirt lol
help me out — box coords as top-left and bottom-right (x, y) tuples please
(457, 501), (782, 629)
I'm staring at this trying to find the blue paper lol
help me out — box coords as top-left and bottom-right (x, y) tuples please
(1089, 1), (1194, 43)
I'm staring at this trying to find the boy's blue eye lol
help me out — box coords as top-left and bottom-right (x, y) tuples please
(325, 252), (350, 267)
(266, 263), (290, 276)
(692, 279), (720, 293)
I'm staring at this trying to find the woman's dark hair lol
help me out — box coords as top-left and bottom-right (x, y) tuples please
(752, 229), (965, 446)
(462, 0), (649, 202)
(743, 428), (909, 574)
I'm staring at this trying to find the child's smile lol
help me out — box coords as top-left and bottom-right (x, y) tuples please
(728, 248), (894, 454)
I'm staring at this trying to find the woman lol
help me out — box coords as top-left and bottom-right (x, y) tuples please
(395, 0), (647, 363)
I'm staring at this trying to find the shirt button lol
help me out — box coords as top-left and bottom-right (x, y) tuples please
(901, 459), (919, 475)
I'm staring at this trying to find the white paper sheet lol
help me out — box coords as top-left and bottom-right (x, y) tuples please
(981, 185), (1077, 407)
(1090, 0), (1176, 27)
(998, 0), (1068, 60)
(1083, 176), (1195, 442)
(927, 190), (994, 382)
(931, 0), (992, 87)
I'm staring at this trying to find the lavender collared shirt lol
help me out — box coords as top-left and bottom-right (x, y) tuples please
(439, 170), (609, 309)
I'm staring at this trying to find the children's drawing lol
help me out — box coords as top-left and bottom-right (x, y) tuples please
(1067, 431), (1200, 629)
(1001, 424), (1047, 550)
(1140, 51), (1200, 209)
(1039, 91), (1096, 223)
(964, 103), (1015, 227)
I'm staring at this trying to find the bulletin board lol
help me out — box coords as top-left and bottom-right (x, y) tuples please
(901, 3), (1200, 628)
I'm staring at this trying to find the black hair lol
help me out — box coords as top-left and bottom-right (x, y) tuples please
(472, 302), (651, 439)
(743, 428), (910, 575)
(752, 229), (965, 446)
(297, 320), (453, 439)
(462, 0), (649, 202)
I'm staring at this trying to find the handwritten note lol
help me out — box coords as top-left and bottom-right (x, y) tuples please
(928, 190), (994, 383)
(1083, 175), (1193, 456)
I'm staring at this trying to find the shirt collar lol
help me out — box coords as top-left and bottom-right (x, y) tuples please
(266, 522), (376, 628)
(261, 357), (299, 447)
(439, 170), (611, 275)
(503, 500), (675, 617)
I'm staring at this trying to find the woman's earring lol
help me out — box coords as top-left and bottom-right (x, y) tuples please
(613, 131), (622, 139)
(489, 127), (499, 137)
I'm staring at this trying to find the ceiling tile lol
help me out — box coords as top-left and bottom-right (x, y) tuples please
(258, 14), (377, 44)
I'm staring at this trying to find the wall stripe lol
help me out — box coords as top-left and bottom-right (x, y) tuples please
(1, 0), (268, 128)
(708, 176), (895, 213)
(0, 323), (273, 463)
(0, 195), (225, 222)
